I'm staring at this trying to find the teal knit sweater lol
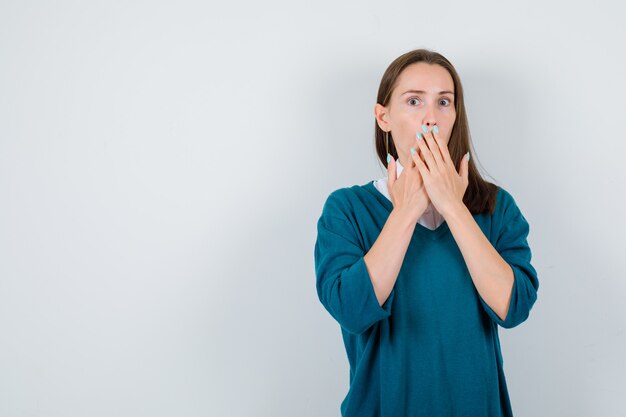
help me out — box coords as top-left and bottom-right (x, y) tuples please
(314, 180), (539, 417)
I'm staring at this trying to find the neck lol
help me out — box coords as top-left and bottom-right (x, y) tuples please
(398, 154), (411, 170)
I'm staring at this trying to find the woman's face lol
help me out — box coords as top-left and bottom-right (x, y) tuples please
(375, 62), (456, 168)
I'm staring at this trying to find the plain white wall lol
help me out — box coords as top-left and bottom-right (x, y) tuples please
(1, 0), (625, 416)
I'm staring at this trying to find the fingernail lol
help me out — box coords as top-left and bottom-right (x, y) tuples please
(421, 124), (429, 133)
(387, 153), (391, 163)
(410, 147), (416, 155)
(416, 132), (422, 141)
(466, 152), (470, 161)
(433, 125), (439, 134)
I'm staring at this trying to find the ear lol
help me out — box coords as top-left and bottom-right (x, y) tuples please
(374, 103), (390, 131)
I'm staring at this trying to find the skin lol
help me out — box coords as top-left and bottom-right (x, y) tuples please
(375, 62), (457, 174)
(365, 62), (515, 321)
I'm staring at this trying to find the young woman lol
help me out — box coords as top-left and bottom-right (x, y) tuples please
(314, 48), (540, 416)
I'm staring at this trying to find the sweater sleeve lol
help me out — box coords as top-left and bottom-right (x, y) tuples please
(479, 191), (540, 329)
(314, 208), (395, 336)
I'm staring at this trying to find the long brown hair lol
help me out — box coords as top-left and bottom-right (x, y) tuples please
(374, 48), (498, 215)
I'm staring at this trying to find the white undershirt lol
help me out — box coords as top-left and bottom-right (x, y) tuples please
(373, 159), (445, 230)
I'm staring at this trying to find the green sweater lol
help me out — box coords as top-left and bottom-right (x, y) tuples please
(314, 180), (539, 416)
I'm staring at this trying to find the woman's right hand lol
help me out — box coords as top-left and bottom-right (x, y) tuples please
(387, 151), (430, 224)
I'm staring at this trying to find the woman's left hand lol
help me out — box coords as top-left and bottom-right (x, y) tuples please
(410, 126), (470, 218)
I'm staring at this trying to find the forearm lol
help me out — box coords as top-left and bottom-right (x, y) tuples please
(363, 208), (418, 307)
(443, 202), (515, 321)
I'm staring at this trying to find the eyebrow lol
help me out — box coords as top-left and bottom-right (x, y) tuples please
(401, 90), (455, 96)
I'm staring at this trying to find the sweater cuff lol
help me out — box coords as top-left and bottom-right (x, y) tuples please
(335, 256), (395, 335)
(479, 264), (535, 329)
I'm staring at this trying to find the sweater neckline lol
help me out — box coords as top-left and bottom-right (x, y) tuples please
(363, 180), (450, 240)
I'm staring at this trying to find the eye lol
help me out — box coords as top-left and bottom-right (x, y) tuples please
(408, 98), (420, 105)
(408, 97), (452, 106)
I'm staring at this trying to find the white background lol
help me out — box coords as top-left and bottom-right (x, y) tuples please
(1, 1), (625, 416)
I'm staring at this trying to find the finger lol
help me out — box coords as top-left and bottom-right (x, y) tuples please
(423, 128), (445, 170)
(409, 153), (417, 168)
(431, 126), (453, 165)
(459, 151), (470, 183)
(415, 132), (437, 172)
(411, 147), (424, 178)
(410, 146), (429, 180)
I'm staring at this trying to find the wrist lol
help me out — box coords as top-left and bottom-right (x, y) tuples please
(389, 207), (419, 231)
(441, 200), (468, 221)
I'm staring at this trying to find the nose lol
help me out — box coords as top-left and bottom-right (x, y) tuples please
(422, 121), (437, 132)
(422, 110), (437, 131)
